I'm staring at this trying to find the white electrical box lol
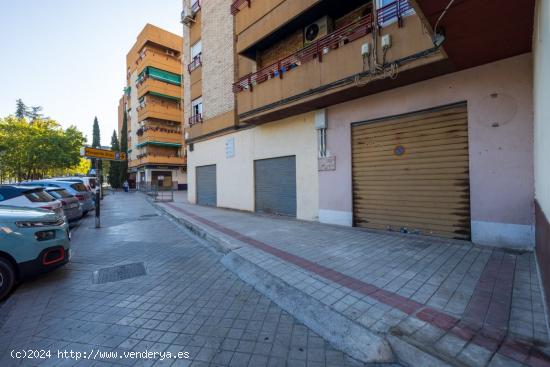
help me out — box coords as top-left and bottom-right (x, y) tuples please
(314, 109), (327, 130)
(361, 43), (370, 55)
(381, 34), (392, 49)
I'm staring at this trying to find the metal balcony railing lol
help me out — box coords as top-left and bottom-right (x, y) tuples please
(187, 53), (202, 73)
(189, 113), (203, 126)
(232, 0), (411, 93)
(231, 0), (250, 15)
(191, 0), (201, 14)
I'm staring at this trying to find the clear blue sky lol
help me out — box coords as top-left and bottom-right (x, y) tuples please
(0, 0), (182, 146)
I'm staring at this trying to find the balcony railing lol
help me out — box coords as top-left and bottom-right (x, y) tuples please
(231, 0), (250, 15)
(187, 53), (202, 73)
(191, 0), (201, 14)
(232, 0), (411, 93)
(189, 113), (203, 126)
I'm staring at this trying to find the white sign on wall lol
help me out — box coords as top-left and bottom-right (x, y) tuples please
(225, 137), (235, 158)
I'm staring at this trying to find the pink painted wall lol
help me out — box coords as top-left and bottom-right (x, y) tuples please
(322, 53), (534, 228)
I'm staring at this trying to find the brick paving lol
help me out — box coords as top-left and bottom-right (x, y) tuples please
(157, 192), (550, 367)
(0, 194), (374, 367)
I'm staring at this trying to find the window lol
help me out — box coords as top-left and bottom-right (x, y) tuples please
(192, 97), (203, 116)
(25, 190), (55, 203)
(191, 41), (202, 59)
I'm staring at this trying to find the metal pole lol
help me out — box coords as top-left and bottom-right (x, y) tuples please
(95, 159), (101, 228)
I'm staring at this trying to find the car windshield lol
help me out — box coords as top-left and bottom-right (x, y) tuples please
(88, 178), (97, 188)
(25, 189), (55, 202)
(48, 189), (72, 199)
(70, 183), (87, 192)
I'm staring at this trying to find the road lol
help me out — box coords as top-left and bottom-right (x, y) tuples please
(0, 193), (372, 367)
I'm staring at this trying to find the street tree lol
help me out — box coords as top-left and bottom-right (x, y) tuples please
(91, 116), (102, 173)
(0, 116), (86, 182)
(108, 130), (121, 188)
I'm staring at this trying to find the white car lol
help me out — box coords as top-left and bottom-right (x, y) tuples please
(0, 185), (64, 218)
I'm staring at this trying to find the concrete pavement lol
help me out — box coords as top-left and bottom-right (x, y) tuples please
(154, 191), (550, 367)
(0, 193), (373, 367)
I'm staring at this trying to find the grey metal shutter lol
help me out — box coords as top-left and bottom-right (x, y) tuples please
(254, 156), (297, 217)
(196, 165), (217, 206)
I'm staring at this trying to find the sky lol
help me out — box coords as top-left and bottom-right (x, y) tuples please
(0, 0), (182, 146)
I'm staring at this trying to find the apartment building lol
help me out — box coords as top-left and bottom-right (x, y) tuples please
(183, 1), (546, 244)
(124, 24), (187, 190)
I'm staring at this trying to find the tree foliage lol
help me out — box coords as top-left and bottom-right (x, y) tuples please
(0, 116), (86, 182)
(15, 99), (27, 119)
(108, 130), (121, 188)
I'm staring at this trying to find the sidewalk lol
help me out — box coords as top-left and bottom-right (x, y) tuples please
(153, 191), (550, 366)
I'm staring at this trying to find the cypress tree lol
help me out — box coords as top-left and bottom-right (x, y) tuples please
(108, 130), (120, 188)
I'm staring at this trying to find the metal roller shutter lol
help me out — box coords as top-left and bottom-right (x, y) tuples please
(196, 165), (217, 206)
(352, 103), (471, 240)
(255, 156), (297, 217)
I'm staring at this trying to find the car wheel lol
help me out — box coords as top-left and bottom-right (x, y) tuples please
(0, 258), (15, 301)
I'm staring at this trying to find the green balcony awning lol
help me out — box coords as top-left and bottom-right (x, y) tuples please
(136, 141), (182, 148)
(139, 66), (181, 86)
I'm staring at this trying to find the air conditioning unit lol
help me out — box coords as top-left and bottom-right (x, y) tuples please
(180, 7), (195, 26)
(304, 16), (333, 46)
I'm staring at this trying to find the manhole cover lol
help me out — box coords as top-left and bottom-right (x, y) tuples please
(92, 262), (147, 284)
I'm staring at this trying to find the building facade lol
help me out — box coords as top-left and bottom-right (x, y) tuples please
(182, 0), (549, 314)
(125, 24), (187, 190)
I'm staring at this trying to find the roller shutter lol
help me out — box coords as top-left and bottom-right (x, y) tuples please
(196, 165), (217, 206)
(352, 103), (471, 240)
(255, 156), (297, 217)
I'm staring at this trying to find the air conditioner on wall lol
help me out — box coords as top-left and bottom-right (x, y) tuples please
(180, 7), (195, 26)
(304, 16), (333, 46)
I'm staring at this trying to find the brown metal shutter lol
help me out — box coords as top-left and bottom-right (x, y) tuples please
(352, 103), (471, 240)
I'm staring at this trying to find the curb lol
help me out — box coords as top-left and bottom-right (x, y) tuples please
(149, 198), (456, 366)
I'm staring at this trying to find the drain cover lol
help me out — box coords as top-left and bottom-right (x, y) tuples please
(138, 214), (160, 221)
(93, 262), (147, 284)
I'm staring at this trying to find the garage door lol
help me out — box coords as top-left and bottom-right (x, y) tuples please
(352, 103), (471, 240)
(196, 165), (217, 206)
(255, 156), (296, 217)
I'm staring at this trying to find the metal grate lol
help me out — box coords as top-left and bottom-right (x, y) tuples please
(92, 262), (147, 284)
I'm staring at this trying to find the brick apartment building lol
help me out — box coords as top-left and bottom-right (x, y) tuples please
(180, 0), (550, 312)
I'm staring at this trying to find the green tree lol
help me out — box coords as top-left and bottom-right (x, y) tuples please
(91, 116), (101, 173)
(28, 106), (44, 121)
(119, 111), (128, 186)
(15, 99), (27, 119)
(108, 130), (121, 188)
(0, 116), (86, 182)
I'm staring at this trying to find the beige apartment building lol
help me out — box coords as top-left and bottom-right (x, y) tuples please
(181, 0), (550, 306)
(123, 24), (187, 190)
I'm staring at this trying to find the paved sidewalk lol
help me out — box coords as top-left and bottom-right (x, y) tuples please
(0, 194), (375, 367)
(155, 192), (550, 367)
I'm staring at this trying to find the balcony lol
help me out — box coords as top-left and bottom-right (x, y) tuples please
(137, 127), (183, 146)
(231, 0), (250, 15)
(187, 53), (202, 73)
(136, 47), (181, 75)
(133, 154), (186, 166)
(137, 100), (183, 123)
(189, 113), (203, 126)
(233, 1), (442, 123)
(137, 77), (182, 100)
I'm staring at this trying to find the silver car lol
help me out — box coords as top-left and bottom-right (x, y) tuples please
(45, 187), (83, 222)
(22, 181), (95, 215)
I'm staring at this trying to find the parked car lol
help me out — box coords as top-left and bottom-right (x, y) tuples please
(51, 176), (97, 191)
(44, 187), (83, 222)
(0, 205), (71, 300)
(21, 181), (95, 215)
(0, 185), (64, 218)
